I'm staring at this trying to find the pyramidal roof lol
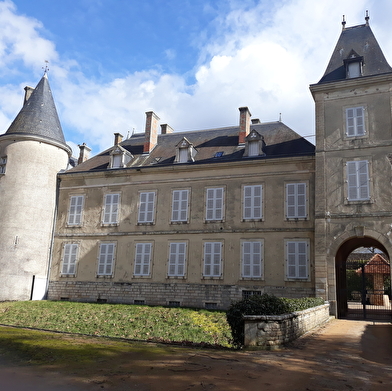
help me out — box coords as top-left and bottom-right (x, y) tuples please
(4, 73), (68, 148)
(318, 21), (392, 84)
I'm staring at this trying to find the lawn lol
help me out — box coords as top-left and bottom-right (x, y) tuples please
(0, 300), (232, 348)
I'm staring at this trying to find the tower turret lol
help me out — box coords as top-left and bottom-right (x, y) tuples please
(0, 74), (71, 301)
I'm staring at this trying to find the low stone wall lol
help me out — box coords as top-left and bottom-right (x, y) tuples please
(243, 303), (330, 349)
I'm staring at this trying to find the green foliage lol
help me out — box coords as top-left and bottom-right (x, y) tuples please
(0, 301), (232, 348)
(226, 294), (325, 347)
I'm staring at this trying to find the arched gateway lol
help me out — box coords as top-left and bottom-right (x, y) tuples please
(335, 237), (391, 320)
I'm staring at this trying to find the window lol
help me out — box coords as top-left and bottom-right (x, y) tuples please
(286, 183), (307, 219)
(243, 185), (262, 220)
(346, 107), (365, 137)
(285, 240), (309, 279)
(241, 240), (263, 278)
(0, 156), (6, 174)
(61, 243), (78, 275)
(171, 189), (189, 222)
(168, 242), (187, 277)
(138, 192), (155, 223)
(134, 243), (152, 276)
(347, 160), (370, 201)
(97, 242), (116, 276)
(179, 148), (188, 163)
(102, 194), (120, 224)
(203, 242), (222, 277)
(248, 141), (259, 157)
(67, 195), (84, 225)
(205, 187), (224, 221)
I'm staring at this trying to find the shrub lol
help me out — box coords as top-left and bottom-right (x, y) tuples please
(226, 294), (324, 347)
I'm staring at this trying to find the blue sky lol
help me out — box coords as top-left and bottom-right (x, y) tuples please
(1, 0), (392, 156)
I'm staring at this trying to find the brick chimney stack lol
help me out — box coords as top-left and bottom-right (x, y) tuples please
(160, 124), (174, 134)
(143, 111), (160, 153)
(114, 132), (123, 145)
(78, 143), (91, 165)
(23, 86), (34, 105)
(238, 107), (251, 145)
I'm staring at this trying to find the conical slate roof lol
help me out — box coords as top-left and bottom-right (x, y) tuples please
(4, 74), (67, 147)
(318, 23), (392, 84)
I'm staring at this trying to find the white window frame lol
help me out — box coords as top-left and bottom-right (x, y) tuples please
(168, 242), (187, 277)
(61, 243), (79, 275)
(102, 193), (120, 224)
(346, 106), (365, 137)
(178, 148), (188, 163)
(171, 189), (189, 223)
(0, 156), (6, 174)
(346, 160), (370, 201)
(241, 240), (263, 279)
(243, 185), (263, 220)
(205, 187), (224, 221)
(285, 239), (309, 280)
(138, 191), (156, 223)
(285, 182), (307, 219)
(97, 242), (116, 276)
(203, 242), (222, 278)
(134, 242), (152, 276)
(67, 195), (85, 226)
(248, 140), (259, 157)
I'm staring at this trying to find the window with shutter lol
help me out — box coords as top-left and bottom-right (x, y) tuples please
(171, 190), (189, 222)
(62, 243), (78, 275)
(243, 185), (262, 220)
(168, 242), (187, 277)
(205, 187), (224, 221)
(179, 148), (188, 163)
(248, 140), (259, 157)
(285, 240), (309, 279)
(68, 195), (84, 225)
(138, 192), (155, 223)
(346, 107), (365, 137)
(134, 243), (152, 276)
(286, 183), (307, 219)
(347, 160), (370, 201)
(203, 242), (222, 277)
(241, 241), (263, 278)
(112, 154), (122, 168)
(97, 243), (115, 276)
(103, 194), (120, 224)
(0, 156), (6, 174)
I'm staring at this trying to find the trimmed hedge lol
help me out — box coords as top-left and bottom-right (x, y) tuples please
(226, 294), (325, 347)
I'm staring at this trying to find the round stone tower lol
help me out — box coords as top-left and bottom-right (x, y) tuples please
(0, 73), (71, 301)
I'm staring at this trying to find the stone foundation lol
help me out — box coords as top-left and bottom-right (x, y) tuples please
(243, 303), (330, 349)
(48, 280), (314, 310)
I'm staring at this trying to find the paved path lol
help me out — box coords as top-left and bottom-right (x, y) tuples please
(0, 319), (391, 390)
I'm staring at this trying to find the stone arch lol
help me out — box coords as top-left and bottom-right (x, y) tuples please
(335, 234), (389, 318)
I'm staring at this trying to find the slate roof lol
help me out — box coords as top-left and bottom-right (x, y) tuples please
(69, 121), (315, 173)
(1, 74), (68, 148)
(318, 23), (392, 84)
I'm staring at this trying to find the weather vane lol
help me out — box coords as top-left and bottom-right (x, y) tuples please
(42, 60), (49, 74)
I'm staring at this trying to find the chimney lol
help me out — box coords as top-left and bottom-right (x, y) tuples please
(114, 132), (123, 145)
(251, 118), (261, 124)
(160, 124), (174, 134)
(78, 143), (91, 165)
(143, 111), (160, 153)
(23, 86), (34, 105)
(238, 107), (251, 145)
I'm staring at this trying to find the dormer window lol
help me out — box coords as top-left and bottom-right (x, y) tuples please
(344, 50), (364, 79)
(175, 137), (196, 163)
(109, 146), (133, 169)
(244, 130), (265, 158)
(0, 156), (6, 174)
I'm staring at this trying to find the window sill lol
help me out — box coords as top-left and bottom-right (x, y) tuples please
(240, 277), (263, 281)
(60, 274), (76, 278)
(137, 222), (155, 226)
(166, 275), (186, 280)
(101, 223), (119, 227)
(96, 275), (113, 278)
(204, 220), (225, 224)
(170, 221), (189, 225)
(133, 275), (151, 278)
(345, 199), (372, 205)
(66, 224), (83, 228)
(242, 219), (263, 222)
(202, 276), (223, 280)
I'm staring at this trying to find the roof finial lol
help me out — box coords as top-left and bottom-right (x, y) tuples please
(365, 10), (369, 26)
(279, 113), (282, 122)
(42, 60), (49, 75)
(342, 15), (346, 29)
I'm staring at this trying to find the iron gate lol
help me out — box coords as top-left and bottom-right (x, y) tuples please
(345, 257), (392, 320)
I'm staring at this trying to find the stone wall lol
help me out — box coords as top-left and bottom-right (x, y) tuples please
(243, 303), (330, 349)
(48, 280), (314, 310)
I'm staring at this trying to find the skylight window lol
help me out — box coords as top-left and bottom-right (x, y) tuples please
(214, 151), (224, 158)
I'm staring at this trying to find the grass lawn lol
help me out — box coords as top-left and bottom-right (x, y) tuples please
(0, 301), (232, 348)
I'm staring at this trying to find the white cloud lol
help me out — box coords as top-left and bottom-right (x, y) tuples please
(1, 0), (392, 153)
